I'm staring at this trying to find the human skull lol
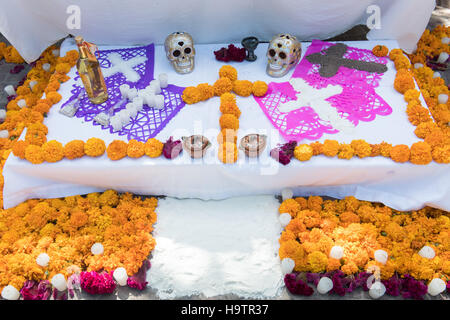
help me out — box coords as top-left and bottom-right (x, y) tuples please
(164, 32), (195, 74)
(266, 33), (301, 77)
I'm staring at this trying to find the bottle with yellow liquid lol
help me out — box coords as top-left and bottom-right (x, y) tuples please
(75, 36), (108, 104)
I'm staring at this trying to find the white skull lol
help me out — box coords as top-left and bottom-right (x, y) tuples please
(164, 32), (195, 74)
(266, 33), (301, 77)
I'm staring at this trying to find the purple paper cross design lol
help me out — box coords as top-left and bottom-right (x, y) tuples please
(60, 43), (186, 142)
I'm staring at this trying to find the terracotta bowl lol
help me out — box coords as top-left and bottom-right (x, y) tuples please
(182, 135), (211, 159)
(239, 134), (267, 158)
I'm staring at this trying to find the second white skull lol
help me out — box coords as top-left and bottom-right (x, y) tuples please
(266, 33), (301, 77)
(164, 32), (195, 74)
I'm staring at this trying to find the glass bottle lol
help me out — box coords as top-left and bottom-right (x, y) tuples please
(75, 36), (108, 104)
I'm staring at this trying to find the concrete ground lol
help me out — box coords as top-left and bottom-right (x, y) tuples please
(0, 6), (449, 301)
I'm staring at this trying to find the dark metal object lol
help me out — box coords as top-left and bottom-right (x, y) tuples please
(241, 36), (259, 62)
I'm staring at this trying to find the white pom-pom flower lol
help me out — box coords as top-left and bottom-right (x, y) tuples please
(374, 249), (388, 265)
(113, 267), (128, 286)
(1, 285), (20, 300)
(329, 246), (344, 260)
(281, 188), (293, 201)
(317, 277), (333, 294)
(427, 278), (446, 296)
(51, 273), (67, 291)
(91, 243), (104, 255)
(418, 246), (435, 259)
(279, 213), (291, 228)
(36, 253), (50, 267)
(281, 258), (295, 275)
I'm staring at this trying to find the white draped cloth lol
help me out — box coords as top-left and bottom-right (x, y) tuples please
(0, 0), (436, 63)
(2, 39), (449, 212)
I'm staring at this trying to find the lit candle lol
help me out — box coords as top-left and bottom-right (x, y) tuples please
(279, 213), (291, 228)
(113, 267), (128, 286)
(51, 274), (68, 291)
(4, 85), (16, 97)
(1, 285), (20, 300)
(281, 258), (295, 275)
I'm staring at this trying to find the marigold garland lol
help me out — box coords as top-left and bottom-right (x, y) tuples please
(106, 140), (128, 161)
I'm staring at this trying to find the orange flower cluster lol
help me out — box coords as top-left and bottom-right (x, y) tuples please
(0, 43), (25, 64)
(0, 191), (158, 293)
(181, 65), (268, 105)
(406, 26), (450, 65)
(218, 92), (240, 163)
(372, 45), (389, 57)
(278, 196), (450, 281)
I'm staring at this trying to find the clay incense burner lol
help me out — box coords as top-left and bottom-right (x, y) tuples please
(239, 134), (267, 158)
(182, 135), (211, 158)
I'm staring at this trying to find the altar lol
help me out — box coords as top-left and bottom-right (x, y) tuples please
(3, 39), (449, 211)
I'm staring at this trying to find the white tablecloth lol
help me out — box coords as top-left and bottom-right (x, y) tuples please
(0, 0), (435, 63)
(2, 39), (449, 211)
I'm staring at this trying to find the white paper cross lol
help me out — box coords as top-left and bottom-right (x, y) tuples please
(102, 53), (147, 83)
(279, 78), (355, 132)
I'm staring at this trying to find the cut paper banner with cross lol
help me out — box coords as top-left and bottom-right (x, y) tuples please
(60, 44), (186, 142)
(255, 39), (392, 142)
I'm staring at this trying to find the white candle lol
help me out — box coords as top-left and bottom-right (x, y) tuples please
(1, 285), (20, 300)
(154, 95), (165, 109)
(369, 281), (386, 299)
(17, 99), (27, 108)
(433, 72), (441, 78)
(159, 73), (169, 88)
(442, 37), (450, 45)
(29, 80), (38, 90)
(52, 49), (60, 57)
(4, 85), (16, 97)
(279, 213), (292, 228)
(36, 253), (50, 267)
(374, 249), (388, 265)
(329, 246), (344, 260)
(51, 274), (67, 291)
(427, 278), (446, 296)
(414, 63), (424, 69)
(0, 110), (6, 122)
(110, 116), (123, 131)
(438, 94), (448, 104)
(418, 246), (435, 259)
(437, 52), (449, 64)
(281, 188), (293, 201)
(42, 63), (51, 72)
(0, 130), (9, 139)
(91, 243), (104, 255)
(317, 277), (333, 294)
(281, 258), (295, 275)
(113, 267), (128, 286)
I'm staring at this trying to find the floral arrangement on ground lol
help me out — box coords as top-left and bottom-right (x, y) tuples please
(278, 195), (450, 299)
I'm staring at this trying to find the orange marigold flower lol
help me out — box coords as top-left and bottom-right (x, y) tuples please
(252, 81), (268, 97)
(390, 145), (410, 163)
(339, 211), (361, 226)
(144, 138), (163, 158)
(197, 83), (214, 101)
(213, 77), (233, 96)
(310, 141), (323, 156)
(279, 199), (300, 217)
(350, 140), (372, 158)
(404, 89), (421, 103)
(414, 121), (439, 139)
(64, 140), (85, 160)
(432, 145), (450, 164)
(394, 73), (415, 94)
(218, 142), (238, 164)
(406, 103), (432, 126)
(84, 138), (106, 157)
(218, 65), (238, 82)
(307, 196), (323, 212)
(42, 140), (64, 163)
(341, 262), (359, 275)
(44, 81), (61, 94)
(338, 144), (354, 159)
(25, 144), (45, 164)
(127, 139), (145, 158)
(33, 102), (51, 115)
(217, 129), (237, 144)
(69, 208), (88, 228)
(394, 55), (411, 70)
(306, 252), (328, 273)
(370, 144), (382, 157)
(25, 130), (47, 146)
(220, 92), (236, 105)
(322, 140), (340, 157)
(12, 140), (29, 159)
(46, 91), (62, 105)
(182, 86), (202, 104)
(294, 144), (313, 161)
(107, 140), (128, 161)
(55, 63), (71, 74)
(28, 122), (48, 135)
(220, 101), (241, 118)
(372, 45), (388, 57)
(424, 129), (447, 148)
(410, 141), (432, 165)
(294, 197), (308, 210)
(233, 80), (253, 97)
(389, 49), (403, 60)
(219, 114), (239, 130)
